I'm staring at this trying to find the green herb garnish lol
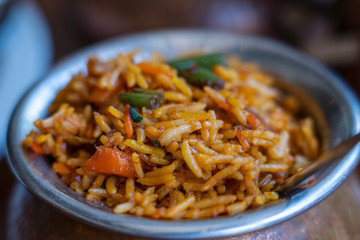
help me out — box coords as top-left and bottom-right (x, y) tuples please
(129, 106), (143, 122)
(153, 140), (160, 147)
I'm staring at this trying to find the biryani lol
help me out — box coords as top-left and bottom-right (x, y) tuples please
(23, 52), (319, 219)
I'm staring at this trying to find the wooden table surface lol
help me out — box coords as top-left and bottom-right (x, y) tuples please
(1, 158), (360, 240)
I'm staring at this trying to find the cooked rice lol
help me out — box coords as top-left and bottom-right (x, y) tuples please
(23, 52), (319, 219)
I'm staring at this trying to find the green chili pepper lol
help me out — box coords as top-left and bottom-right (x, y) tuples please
(119, 88), (164, 109)
(183, 68), (224, 90)
(118, 93), (163, 109)
(168, 53), (226, 71)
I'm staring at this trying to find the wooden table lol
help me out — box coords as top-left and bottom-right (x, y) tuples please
(1, 158), (360, 240)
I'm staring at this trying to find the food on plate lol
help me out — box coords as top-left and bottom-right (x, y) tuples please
(23, 51), (319, 219)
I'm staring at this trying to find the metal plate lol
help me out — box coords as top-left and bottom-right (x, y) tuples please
(6, 30), (360, 239)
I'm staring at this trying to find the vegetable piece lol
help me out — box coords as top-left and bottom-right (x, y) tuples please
(168, 53), (226, 89)
(124, 104), (134, 138)
(85, 146), (136, 178)
(119, 93), (162, 109)
(235, 130), (251, 152)
(168, 60), (195, 72)
(52, 162), (72, 176)
(137, 62), (173, 78)
(244, 106), (272, 131)
(183, 68), (224, 90)
(168, 53), (226, 71)
(129, 106), (143, 122)
(246, 114), (258, 129)
(218, 101), (231, 111)
(31, 143), (45, 154)
(153, 140), (160, 147)
(133, 88), (163, 96)
(118, 89), (164, 109)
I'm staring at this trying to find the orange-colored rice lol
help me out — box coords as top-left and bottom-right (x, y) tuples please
(23, 52), (319, 219)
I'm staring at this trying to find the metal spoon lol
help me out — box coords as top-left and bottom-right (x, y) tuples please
(275, 132), (360, 195)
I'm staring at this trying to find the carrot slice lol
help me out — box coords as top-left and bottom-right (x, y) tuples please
(138, 62), (173, 79)
(218, 101), (231, 111)
(52, 162), (73, 176)
(85, 146), (136, 178)
(235, 130), (251, 152)
(32, 143), (45, 155)
(246, 114), (258, 129)
(124, 104), (134, 138)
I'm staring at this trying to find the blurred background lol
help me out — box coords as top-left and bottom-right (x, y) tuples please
(40, 0), (360, 87)
(0, 0), (359, 156)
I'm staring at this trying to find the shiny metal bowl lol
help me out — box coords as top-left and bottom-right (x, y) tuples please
(6, 30), (360, 239)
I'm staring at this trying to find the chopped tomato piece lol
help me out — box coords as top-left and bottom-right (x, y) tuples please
(85, 146), (136, 178)
(246, 114), (259, 129)
(218, 101), (231, 111)
(32, 143), (45, 154)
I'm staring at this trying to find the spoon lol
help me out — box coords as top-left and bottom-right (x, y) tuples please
(275, 132), (360, 195)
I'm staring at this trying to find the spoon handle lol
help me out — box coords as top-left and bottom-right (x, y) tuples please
(275, 132), (360, 194)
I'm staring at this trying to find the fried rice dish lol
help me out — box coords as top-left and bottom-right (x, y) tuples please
(23, 52), (319, 219)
